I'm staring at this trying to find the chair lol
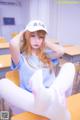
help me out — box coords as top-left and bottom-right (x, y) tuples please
(0, 37), (7, 43)
(5, 70), (48, 120)
(11, 112), (48, 120)
(5, 70), (20, 86)
(67, 93), (80, 120)
(11, 32), (18, 38)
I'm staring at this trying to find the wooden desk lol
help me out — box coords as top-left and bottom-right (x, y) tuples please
(0, 54), (11, 78)
(0, 54), (11, 69)
(64, 45), (80, 56)
(0, 42), (10, 55)
(63, 45), (80, 63)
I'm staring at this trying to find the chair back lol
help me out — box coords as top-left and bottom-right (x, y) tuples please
(11, 32), (18, 38)
(0, 37), (7, 43)
(5, 70), (20, 86)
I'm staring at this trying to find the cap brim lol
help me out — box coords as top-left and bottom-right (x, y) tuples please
(24, 26), (48, 33)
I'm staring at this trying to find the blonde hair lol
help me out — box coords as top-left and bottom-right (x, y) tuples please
(20, 30), (53, 72)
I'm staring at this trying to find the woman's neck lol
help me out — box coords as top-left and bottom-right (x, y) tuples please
(32, 49), (37, 55)
(32, 52), (37, 56)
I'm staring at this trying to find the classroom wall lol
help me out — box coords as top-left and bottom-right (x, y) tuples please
(0, 0), (80, 45)
(56, 1), (80, 45)
(0, 0), (29, 41)
(27, 0), (80, 45)
(29, 0), (50, 28)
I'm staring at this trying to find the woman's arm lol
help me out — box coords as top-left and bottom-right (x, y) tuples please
(45, 40), (64, 58)
(9, 31), (23, 64)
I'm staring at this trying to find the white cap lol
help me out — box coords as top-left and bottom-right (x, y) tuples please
(24, 20), (48, 33)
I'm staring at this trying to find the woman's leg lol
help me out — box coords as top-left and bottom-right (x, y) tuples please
(0, 79), (34, 112)
(0, 63), (74, 120)
(51, 62), (75, 94)
(30, 69), (52, 112)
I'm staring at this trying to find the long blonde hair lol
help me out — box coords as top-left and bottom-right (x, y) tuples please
(20, 30), (53, 71)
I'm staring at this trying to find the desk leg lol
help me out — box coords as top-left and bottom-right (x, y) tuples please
(72, 63), (80, 94)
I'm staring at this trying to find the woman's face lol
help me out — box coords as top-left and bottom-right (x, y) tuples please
(30, 32), (44, 50)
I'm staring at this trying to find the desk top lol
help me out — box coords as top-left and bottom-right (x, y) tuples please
(0, 42), (9, 49)
(64, 45), (80, 56)
(0, 54), (11, 69)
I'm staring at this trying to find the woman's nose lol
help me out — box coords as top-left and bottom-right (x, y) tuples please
(35, 36), (39, 42)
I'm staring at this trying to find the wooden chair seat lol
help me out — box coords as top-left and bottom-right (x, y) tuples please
(11, 112), (48, 120)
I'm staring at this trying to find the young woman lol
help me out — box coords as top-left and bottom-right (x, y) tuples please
(9, 20), (64, 92)
(0, 20), (75, 120)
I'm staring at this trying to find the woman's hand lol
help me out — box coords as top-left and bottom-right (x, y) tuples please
(45, 40), (64, 58)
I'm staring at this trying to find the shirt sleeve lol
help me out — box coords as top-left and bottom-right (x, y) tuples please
(11, 54), (24, 70)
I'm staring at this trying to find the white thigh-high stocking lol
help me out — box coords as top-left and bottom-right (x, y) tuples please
(30, 62), (75, 120)
(50, 62), (75, 94)
(0, 79), (34, 111)
(45, 63), (75, 120)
